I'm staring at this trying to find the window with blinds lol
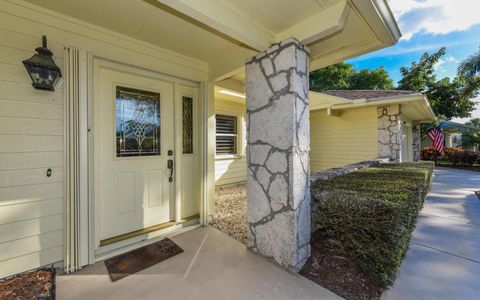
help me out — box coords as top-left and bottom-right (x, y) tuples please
(215, 114), (238, 155)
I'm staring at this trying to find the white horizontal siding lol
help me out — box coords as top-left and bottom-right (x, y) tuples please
(0, 99), (64, 120)
(0, 26), (65, 278)
(215, 99), (247, 186)
(0, 81), (64, 105)
(0, 152), (63, 171)
(0, 167), (64, 188)
(0, 135), (63, 152)
(0, 247), (63, 280)
(0, 214), (63, 244)
(0, 117), (64, 136)
(0, 230), (63, 262)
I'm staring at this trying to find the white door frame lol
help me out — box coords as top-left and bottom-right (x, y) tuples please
(78, 54), (208, 265)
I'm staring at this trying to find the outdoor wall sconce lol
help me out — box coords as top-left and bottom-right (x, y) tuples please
(23, 35), (62, 91)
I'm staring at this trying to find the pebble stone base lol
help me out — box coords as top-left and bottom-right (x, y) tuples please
(245, 38), (311, 272)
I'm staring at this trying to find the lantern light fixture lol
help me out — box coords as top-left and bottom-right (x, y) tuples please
(23, 35), (62, 91)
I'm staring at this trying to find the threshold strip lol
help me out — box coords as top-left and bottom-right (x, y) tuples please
(100, 214), (200, 247)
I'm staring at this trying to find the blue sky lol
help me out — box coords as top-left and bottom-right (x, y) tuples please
(346, 0), (480, 123)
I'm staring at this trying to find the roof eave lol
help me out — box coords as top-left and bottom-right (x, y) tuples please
(351, 0), (402, 44)
(324, 94), (437, 122)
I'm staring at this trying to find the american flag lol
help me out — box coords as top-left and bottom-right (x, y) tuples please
(427, 127), (444, 153)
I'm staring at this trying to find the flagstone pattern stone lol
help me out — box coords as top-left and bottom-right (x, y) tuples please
(377, 104), (402, 161)
(310, 159), (387, 183)
(245, 38), (311, 272)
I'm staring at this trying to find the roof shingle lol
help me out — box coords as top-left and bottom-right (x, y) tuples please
(321, 90), (418, 100)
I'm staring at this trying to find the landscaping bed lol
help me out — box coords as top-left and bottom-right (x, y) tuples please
(210, 183), (248, 244)
(303, 162), (433, 299)
(421, 147), (480, 172)
(0, 268), (55, 299)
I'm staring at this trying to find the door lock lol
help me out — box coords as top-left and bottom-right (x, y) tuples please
(167, 159), (174, 182)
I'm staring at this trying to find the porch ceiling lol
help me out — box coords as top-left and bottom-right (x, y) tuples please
(24, 0), (400, 81)
(221, 0), (340, 33)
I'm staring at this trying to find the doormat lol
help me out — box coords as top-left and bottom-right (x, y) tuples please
(0, 268), (55, 300)
(104, 238), (183, 282)
(475, 191), (480, 200)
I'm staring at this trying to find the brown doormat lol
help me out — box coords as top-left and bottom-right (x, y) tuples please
(104, 238), (183, 281)
(0, 268), (55, 300)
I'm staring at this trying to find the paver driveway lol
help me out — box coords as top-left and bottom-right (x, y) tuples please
(383, 167), (480, 300)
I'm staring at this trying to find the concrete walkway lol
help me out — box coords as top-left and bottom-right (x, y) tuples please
(383, 167), (480, 300)
(57, 227), (340, 300)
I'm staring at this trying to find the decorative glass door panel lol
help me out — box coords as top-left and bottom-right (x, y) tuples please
(116, 86), (161, 157)
(182, 96), (193, 154)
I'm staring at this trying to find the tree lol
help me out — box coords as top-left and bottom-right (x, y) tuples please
(309, 62), (352, 91)
(397, 47), (446, 91)
(397, 47), (476, 120)
(458, 47), (480, 99)
(427, 77), (475, 120)
(309, 63), (394, 91)
(347, 67), (394, 90)
(461, 131), (480, 150)
(466, 118), (480, 128)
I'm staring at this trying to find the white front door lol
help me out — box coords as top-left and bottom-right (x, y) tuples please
(95, 67), (175, 241)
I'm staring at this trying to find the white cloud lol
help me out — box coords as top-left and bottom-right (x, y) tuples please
(433, 58), (445, 71)
(445, 55), (459, 63)
(433, 55), (459, 71)
(388, 0), (480, 40)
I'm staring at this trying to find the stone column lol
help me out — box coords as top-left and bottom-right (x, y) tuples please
(377, 105), (402, 161)
(245, 38), (310, 272)
(412, 124), (421, 161)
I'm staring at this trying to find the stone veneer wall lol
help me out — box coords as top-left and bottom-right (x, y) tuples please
(412, 124), (421, 161)
(310, 159), (386, 182)
(377, 105), (403, 161)
(245, 38), (311, 272)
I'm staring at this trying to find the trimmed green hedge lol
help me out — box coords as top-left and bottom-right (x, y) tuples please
(311, 162), (434, 288)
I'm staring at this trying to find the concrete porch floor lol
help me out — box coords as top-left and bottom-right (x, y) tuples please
(57, 227), (341, 300)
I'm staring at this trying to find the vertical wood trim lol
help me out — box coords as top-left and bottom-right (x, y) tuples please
(201, 82), (215, 222)
(64, 46), (89, 273)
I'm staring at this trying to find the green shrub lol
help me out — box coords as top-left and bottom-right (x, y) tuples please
(311, 162), (434, 288)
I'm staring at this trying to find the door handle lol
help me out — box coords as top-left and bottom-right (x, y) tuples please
(167, 159), (174, 182)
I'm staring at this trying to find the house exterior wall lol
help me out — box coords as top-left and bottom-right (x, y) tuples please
(0, 28), (65, 279)
(310, 106), (378, 172)
(0, 1), (208, 279)
(214, 99), (247, 186)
